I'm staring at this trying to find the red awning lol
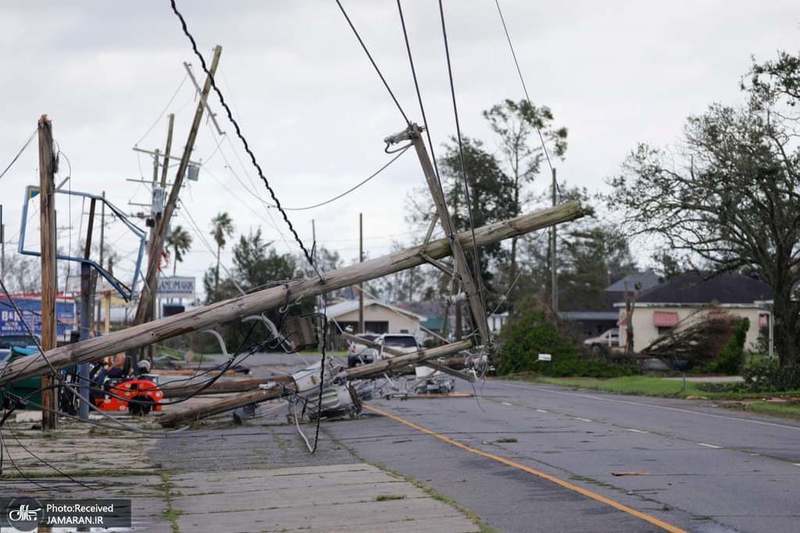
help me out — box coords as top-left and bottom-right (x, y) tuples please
(653, 311), (679, 328)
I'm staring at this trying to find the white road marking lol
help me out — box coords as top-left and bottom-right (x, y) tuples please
(792, 463), (800, 467)
(697, 442), (722, 449)
(501, 401), (513, 406)
(536, 409), (548, 413)
(574, 417), (593, 423)
(625, 428), (648, 434)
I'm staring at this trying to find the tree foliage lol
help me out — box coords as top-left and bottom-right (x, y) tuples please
(608, 50), (800, 365)
(166, 225), (192, 276)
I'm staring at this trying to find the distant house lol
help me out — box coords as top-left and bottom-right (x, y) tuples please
(326, 298), (425, 336)
(559, 270), (662, 338)
(616, 272), (772, 353)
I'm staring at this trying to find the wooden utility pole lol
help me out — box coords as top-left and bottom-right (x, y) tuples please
(134, 46), (222, 331)
(37, 115), (58, 431)
(0, 201), (585, 385)
(392, 124), (490, 345)
(358, 212), (365, 334)
(160, 114), (175, 188)
(550, 167), (558, 314)
(159, 339), (472, 427)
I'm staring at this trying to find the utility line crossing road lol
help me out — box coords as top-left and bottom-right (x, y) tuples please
(324, 380), (800, 533)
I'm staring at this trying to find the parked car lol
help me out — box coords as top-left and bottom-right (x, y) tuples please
(380, 334), (419, 353)
(583, 328), (620, 353)
(347, 333), (380, 368)
(0, 334), (39, 364)
(346, 333), (420, 368)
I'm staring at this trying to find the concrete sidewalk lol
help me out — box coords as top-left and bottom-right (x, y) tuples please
(0, 410), (482, 532)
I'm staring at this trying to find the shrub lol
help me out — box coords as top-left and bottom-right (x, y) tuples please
(497, 299), (634, 378)
(742, 358), (800, 392)
(704, 318), (749, 375)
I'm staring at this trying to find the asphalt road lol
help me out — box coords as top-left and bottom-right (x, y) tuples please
(322, 379), (800, 533)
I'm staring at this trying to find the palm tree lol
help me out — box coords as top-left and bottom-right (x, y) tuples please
(166, 225), (193, 276)
(210, 212), (234, 293)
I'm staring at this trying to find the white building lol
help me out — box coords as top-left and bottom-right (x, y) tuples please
(326, 299), (426, 337)
(616, 272), (772, 353)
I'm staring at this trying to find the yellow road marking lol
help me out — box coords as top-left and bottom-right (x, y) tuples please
(364, 404), (686, 533)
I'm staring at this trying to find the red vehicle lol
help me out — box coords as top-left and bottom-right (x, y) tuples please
(94, 378), (163, 415)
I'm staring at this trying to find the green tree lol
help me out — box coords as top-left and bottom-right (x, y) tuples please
(558, 225), (637, 311)
(210, 212), (234, 296)
(438, 136), (517, 292)
(233, 229), (296, 292)
(483, 99), (568, 279)
(608, 51), (800, 366)
(166, 225), (193, 276)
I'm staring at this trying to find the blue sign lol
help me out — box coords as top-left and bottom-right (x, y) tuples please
(0, 297), (75, 340)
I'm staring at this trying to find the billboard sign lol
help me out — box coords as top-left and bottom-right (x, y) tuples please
(0, 297), (75, 340)
(157, 276), (195, 299)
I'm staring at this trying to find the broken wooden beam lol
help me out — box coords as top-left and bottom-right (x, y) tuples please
(343, 339), (472, 380)
(339, 330), (474, 382)
(159, 382), (292, 428)
(159, 375), (293, 399)
(0, 201), (585, 386)
(158, 340), (473, 427)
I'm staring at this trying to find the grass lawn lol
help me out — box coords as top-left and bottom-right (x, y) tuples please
(742, 401), (800, 419)
(530, 375), (705, 398)
(511, 374), (800, 420)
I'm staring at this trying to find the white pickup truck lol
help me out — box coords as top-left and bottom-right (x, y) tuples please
(583, 328), (621, 353)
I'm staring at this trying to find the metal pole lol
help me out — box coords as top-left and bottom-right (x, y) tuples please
(359, 212), (364, 334)
(96, 192), (105, 331)
(78, 198), (97, 420)
(551, 167), (558, 314)
(0, 204), (4, 278)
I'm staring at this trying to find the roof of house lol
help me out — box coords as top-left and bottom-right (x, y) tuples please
(325, 298), (426, 321)
(559, 311), (619, 321)
(605, 270), (662, 293)
(634, 272), (772, 305)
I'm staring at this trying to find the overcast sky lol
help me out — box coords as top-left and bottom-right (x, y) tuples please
(1, 1), (798, 296)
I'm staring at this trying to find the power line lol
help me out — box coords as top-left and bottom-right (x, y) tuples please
(0, 129), (36, 181)
(282, 146), (410, 211)
(492, 0), (556, 178)
(437, 0), (488, 312)
(134, 72), (189, 147)
(334, 0), (411, 125)
(169, 0), (318, 276)
(396, 0), (444, 187)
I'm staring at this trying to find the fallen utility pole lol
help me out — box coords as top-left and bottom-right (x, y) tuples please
(0, 201), (584, 386)
(160, 383), (290, 428)
(159, 339), (472, 427)
(338, 329), (474, 382)
(389, 124), (491, 345)
(160, 375), (293, 399)
(38, 115), (58, 430)
(133, 46), (222, 331)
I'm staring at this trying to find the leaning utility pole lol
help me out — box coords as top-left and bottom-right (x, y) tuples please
(358, 212), (365, 334)
(37, 115), (58, 431)
(387, 124), (490, 345)
(134, 46), (222, 332)
(0, 201), (585, 386)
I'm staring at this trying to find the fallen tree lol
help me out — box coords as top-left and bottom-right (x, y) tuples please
(0, 201), (585, 386)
